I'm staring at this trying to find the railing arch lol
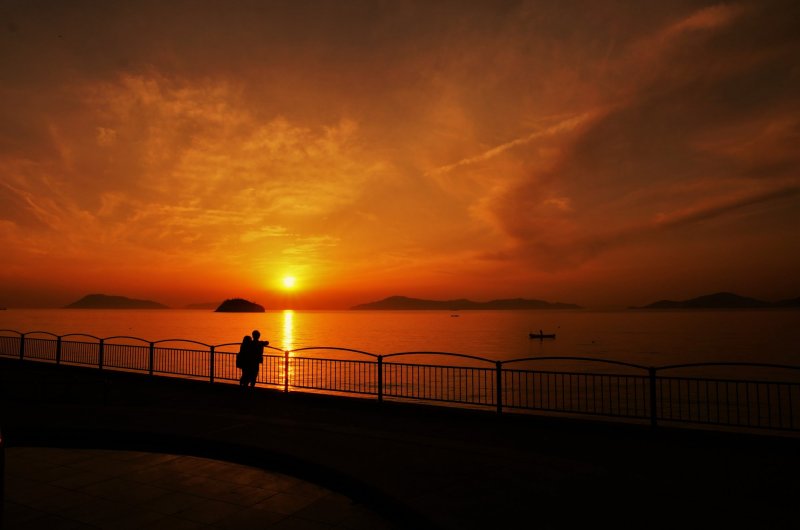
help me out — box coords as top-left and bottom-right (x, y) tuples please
(289, 346), (379, 359)
(22, 331), (60, 339)
(61, 333), (103, 341)
(656, 362), (800, 373)
(104, 335), (152, 344)
(502, 356), (649, 371)
(152, 338), (213, 348)
(384, 351), (494, 364)
(214, 342), (242, 349)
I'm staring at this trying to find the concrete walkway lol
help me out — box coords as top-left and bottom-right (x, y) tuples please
(4, 447), (394, 529)
(1, 359), (799, 529)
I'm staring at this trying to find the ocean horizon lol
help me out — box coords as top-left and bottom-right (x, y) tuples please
(2, 308), (799, 368)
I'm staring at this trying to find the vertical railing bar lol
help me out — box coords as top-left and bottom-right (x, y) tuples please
(649, 368), (657, 428)
(496, 361), (503, 415)
(600, 375), (605, 414)
(148, 342), (154, 376)
(766, 383), (772, 428)
(375, 355), (383, 402)
(284, 350), (289, 392)
(209, 346), (215, 384)
(746, 382), (752, 427)
(706, 380), (712, 424)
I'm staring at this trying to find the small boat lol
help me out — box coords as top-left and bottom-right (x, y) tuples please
(529, 332), (556, 339)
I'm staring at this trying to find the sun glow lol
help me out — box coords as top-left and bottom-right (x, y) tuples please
(282, 276), (296, 289)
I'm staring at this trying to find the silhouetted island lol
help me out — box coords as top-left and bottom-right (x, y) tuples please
(630, 292), (798, 309)
(215, 298), (265, 312)
(64, 294), (168, 309)
(351, 295), (580, 310)
(775, 296), (800, 308)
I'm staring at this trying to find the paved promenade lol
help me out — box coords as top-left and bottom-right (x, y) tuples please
(1, 359), (798, 529)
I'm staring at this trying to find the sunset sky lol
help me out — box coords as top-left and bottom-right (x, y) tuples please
(1, 0), (799, 309)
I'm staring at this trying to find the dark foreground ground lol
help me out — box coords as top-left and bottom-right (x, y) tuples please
(1, 359), (798, 529)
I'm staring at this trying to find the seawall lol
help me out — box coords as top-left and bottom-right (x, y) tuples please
(1, 359), (798, 529)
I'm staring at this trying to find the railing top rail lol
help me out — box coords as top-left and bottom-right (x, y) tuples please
(153, 338), (212, 348)
(657, 361), (800, 372)
(20, 330), (60, 338)
(289, 346), (378, 359)
(103, 335), (152, 344)
(502, 356), (649, 371)
(6, 329), (800, 375)
(384, 351), (494, 363)
(61, 333), (103, 341)
(213, 342), (284, 353)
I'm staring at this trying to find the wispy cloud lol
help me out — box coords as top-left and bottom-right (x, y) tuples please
(474, 0), (800, 272)
(426, 111), (599, 178)
(1, 0), (799, 306)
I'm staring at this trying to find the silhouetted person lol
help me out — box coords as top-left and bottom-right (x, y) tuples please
(237, 335), (253, 387)
(245, 329), (269, 388)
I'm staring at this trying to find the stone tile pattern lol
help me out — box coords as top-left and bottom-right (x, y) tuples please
(4, 447), (396, 530)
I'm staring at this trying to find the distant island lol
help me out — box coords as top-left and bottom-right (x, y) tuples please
(215, 298), (265, 312)
(64, 294), (168, 309)
(631, 292), (800, 309)
(351, 295), (581, 310)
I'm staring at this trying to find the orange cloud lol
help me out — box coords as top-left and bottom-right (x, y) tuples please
(1, 0), (799, 307)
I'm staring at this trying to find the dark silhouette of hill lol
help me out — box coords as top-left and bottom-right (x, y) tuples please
(351, 295), (580, 310)
(215, 298), (265, 312)
(774, 296), (800, 308)
(632, 292), (784, 309)
(64, 294), (168, 309)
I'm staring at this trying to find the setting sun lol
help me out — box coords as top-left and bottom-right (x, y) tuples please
(282, 276), (296, 289)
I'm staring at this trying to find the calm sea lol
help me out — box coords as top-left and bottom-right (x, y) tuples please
(1, 308), (799, 367)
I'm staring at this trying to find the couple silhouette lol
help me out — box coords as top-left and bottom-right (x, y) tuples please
(236, 329), (269, 388)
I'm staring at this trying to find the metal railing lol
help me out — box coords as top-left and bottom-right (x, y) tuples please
(1, 329), (798, 434)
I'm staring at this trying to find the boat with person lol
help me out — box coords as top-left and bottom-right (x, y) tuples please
(529, 332), (556, 339)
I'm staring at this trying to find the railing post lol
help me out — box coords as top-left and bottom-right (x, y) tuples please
(377, 355), (383, 403)
(56, 336), (62, 365)
(149, 342), (155, 376)
(496, 361), (503, 415)
(209, 346), (215, 384)
(19, 333), (25, 361)
(98, 339), (104, 370)
(284, 350), (289, 393)
(649, 367), (658, 428)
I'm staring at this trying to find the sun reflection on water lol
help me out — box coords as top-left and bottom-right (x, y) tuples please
(282, 310), (295, 388)
(282, 309), (294, 351)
